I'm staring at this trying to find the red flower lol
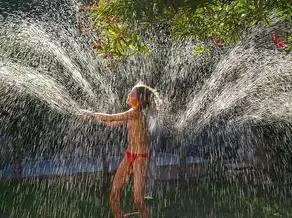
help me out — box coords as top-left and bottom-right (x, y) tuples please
(212, 39), (221, 45)
(272, 36), (280, 41)
(92, 39), (102, 49)
(79, 7), (85, 13)
(277, 41), (285, 48)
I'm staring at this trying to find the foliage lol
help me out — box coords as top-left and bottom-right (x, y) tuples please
(78, 1), (152, 60)
(79, 0), (292, 58)
(173, 0), (291, 41)
(89, 4), (151, 59)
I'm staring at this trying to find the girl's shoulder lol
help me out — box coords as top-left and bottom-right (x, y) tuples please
(127, 108), (142, 119)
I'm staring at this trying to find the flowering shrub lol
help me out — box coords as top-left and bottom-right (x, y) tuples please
(78, 0), (292, 58)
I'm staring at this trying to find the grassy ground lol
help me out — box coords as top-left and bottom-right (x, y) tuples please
(1, 177), (292, 218)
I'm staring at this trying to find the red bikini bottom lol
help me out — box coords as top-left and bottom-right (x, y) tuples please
(126, 151), (150, 166)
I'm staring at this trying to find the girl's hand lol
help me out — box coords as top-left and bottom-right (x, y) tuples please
(77, 109), (93, 119)
(77, 110), (104, 125)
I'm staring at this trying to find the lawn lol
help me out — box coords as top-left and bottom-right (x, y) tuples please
(1, 177), (292, 218)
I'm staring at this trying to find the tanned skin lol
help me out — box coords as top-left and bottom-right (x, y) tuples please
(79, 89), (149, 218)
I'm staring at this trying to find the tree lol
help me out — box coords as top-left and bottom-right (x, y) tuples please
(78, 0), (292, 59)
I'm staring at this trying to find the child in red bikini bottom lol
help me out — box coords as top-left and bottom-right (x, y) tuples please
(126, 151), (151, 166)
(79, 83), (160, 218)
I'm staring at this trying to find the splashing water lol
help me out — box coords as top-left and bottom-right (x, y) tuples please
(0, 18), (119, 113)
(177, 43), (292, 133)
(1, 8), (292, 160)
(1, 1), (292, 217)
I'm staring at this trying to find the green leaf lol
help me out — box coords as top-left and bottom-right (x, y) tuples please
(108, 29), (117, 36)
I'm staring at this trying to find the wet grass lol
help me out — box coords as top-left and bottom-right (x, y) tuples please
(1, 177), (292, 218)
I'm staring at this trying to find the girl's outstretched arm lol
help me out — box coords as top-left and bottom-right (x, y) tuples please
(92, 109), (139, 122)
(79, 109), (138, 122)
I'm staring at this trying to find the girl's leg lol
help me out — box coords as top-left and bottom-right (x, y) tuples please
(110, 158), (131, 218)
(133, 158), (148, 218)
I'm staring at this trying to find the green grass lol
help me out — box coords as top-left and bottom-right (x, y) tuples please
(1, 178), (292, 218)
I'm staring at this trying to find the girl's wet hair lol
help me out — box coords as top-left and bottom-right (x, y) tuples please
(131, 83), (161, 110)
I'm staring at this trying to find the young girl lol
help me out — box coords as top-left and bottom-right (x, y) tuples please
(79, 83), (160, 218)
